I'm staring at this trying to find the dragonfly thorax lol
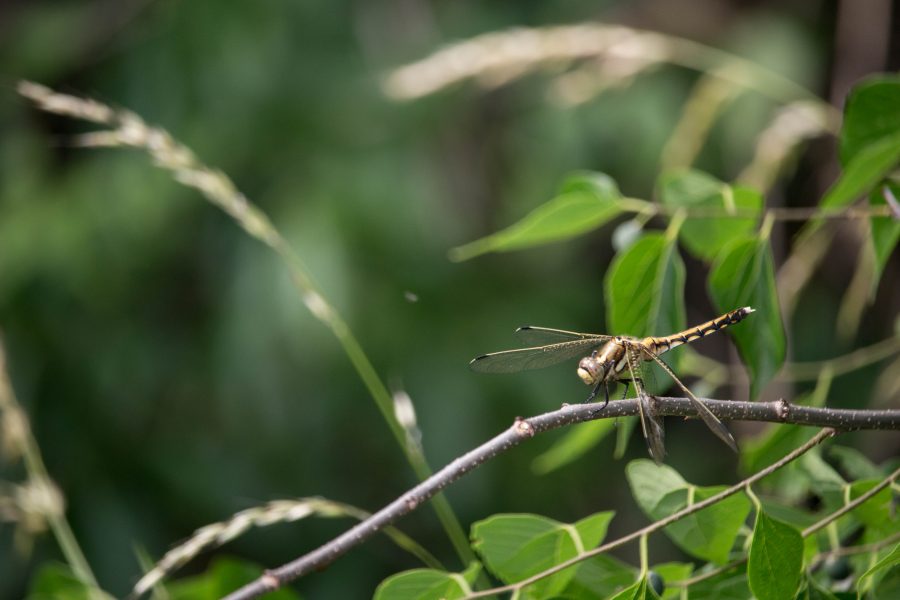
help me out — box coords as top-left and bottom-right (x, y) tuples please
(576, 339), (628, 385)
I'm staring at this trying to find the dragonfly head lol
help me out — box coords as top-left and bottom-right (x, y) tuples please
(577, 354), (608, 385)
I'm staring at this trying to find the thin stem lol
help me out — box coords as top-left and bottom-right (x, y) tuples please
(462, 429), (835, 599)
(618, 197), (894, 221)
(0, 339), (101, 596)
(639, 534), (650, 576)
(222, 394), (900, 599)
(802, 466), (900, 537)
(782, 335), (900, 381)
(671, 468), (900, 588)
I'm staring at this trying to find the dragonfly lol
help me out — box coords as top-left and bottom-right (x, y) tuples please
(470, 306), (755, 462)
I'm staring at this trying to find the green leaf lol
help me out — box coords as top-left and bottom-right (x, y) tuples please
(609, 576), (650, 600)
(626, 460), (687, 513)
(658, 170), (762, 260)
(448, 172), (621, 261)
(846, 479), (898, 534)
(26, 563), (113, 600)
(606, 233), (686, 339)
(471, 512), (614, 597)
(531, 419), (616, 474)
(741, 423), (817, 500)
(687, 570), (751, 600)
(563, 554), (637, 599)
(656, 487), (751, 564)
(820, 131), (900, 210)
(857, 542), (900, 595)
(747, 511), (803, 600)
(626, 460), (750, 564)
(826, 445), (883, 480)
(839, 76), (900, 165)
(372, 566), (475, 600)
(708, 235), (785, 398)
(652, 562), (692, 599)
(166, 558), (301, 600)
(802, 575), (840, 600)
(869, 183), (900, 294)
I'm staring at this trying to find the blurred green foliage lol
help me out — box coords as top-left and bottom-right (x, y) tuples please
(0, 1), (897, 599)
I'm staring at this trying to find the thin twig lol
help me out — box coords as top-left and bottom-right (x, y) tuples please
(618, 197), (895, 222)
(461, 429), (836, 599)
(781, 335), (900, 381)
(223, 394), (900, 600)
(671, 468), (900, 588)
(802, 466), (900, 537)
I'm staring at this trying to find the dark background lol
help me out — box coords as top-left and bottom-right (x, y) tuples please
(0, 0), (898, 598)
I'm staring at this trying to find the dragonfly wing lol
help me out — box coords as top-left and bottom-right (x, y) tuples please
(470, 338), (605, 373)
(515, 326), (611, 346)
(641, 348), (738, 453)
(627, 347), (666, 463)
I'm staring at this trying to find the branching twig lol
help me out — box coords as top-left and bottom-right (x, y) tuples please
(223, 397), (900, 599)
(671, 466), (900, 588)
(461, 428), (836, 599)
(802, 465), (900, 537)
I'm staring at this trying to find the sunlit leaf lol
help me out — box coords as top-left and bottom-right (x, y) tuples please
(658, 170), (762, 260)
(708, 235), (785, 398)
(449, 172), (621, 261)
(531, 419), (616, 474)
(655, 487), (751, 564)
(373, 563), (480, 600)
(563, 554), (636, 599)
(626, 460), (687, 515)
(747, 511), (803, 600)
(471, 512), (614, 597)
(626, 460), (750, 564)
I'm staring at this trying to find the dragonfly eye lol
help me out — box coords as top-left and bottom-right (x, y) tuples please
(577, 355), (606, 385)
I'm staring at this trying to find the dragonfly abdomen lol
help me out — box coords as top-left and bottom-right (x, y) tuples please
(643, 306), (755, 356)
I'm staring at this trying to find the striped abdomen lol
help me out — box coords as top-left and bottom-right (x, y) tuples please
(642, 306), (755, 357)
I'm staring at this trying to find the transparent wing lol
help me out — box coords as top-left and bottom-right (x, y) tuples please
(470, 338), (605, 374)
(639, 346), (738, 454)
(515, 326), (611, 346)
(627, 347), (666, 463)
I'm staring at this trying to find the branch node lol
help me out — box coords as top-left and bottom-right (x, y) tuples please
(405, 496), (419, 510)
(261, 571), (280, 591)
(514, 417), (535, 437)
(776, 398), (791, 420)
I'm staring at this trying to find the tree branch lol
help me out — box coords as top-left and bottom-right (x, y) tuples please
(222, 399), (900, 599)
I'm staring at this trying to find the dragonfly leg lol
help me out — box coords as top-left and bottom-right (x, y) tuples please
(617, 378), (644, 400)
(585, 379), (606, 405)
